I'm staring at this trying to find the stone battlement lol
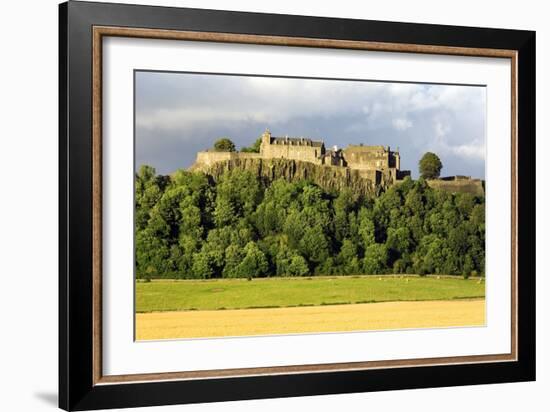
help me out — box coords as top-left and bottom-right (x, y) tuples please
(426, 177), (484, 196)
(194, 151), (262, 167)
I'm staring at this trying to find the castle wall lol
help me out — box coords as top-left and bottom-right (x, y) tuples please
(192, 132), (411, 188)
(195, 151), (261, 167)
(427, 178), (484, 196)
(356, 169), (381, 185)
(343, 147), (391, 171)
(261, 141), (322, 165)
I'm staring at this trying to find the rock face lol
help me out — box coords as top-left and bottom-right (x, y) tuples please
(191, 158), (383, 197)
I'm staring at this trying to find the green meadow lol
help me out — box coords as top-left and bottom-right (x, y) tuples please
(136, 275), (485, 313)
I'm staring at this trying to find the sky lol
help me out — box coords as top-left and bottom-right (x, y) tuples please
(135, 71), (486, 178)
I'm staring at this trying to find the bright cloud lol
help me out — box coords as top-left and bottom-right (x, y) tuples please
(392, 118), (413, 131)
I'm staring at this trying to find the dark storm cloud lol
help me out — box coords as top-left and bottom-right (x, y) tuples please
(135, 71), (486, 178)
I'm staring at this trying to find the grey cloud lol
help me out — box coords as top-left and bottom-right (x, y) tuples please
(135, 71), (486, 178)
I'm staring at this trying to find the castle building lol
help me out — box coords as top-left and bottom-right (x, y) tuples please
(342, 144), (405, 182)
(194, 130), (410, 185)
(259, 131), (324, 164)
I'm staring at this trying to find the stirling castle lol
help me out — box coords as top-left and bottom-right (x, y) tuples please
(191, 130), (483, 196)
(193, 130), (411, 186)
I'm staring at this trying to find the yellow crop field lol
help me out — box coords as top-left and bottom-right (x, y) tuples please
(136, 298), (485, 340)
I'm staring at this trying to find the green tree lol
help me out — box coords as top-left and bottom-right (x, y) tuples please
(287, 255), (310, 276)
(216, 169), (263, 218)
(174, 235), (199, 277)
(213, 138), (236, 152)
(357, 207), (376, 249)
(202, 227), (233, 271)
(416, 234), (447, 274)
(388, 227), (412, 252)
(455, 193), (476, 217)
(134, 162), (485, 279)
(337, 239), (361, 275)
(333, 188), (355, 242)
(192, 250), (215, 279)
(213, 197), (236, 227)
(404, 187), (425, 217)
(419, 152), (443, 179)
(241, 137), (262, 153)
(283, 209), (307, 249)
(299, 226), (329, 265)
(135, 165), (166, 231)
(223, 244), (244, 278)
(470, 203), (485, 233)
(363, 243), (388, 274)
(233, 241), (269, 278)
(135, 230), (171, 278)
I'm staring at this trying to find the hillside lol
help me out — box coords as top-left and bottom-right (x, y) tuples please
(191, 157), (485, 197)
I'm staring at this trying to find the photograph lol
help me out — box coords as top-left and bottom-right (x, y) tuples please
(134, 71), (487, 340)
(52, 1), (537, 410)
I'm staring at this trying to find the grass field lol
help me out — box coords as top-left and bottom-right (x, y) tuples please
(136, 299), (485, 340)
(136, 275), (485, 313)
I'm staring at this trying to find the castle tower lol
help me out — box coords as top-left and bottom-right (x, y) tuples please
(395, 149), (401, 170)
(260, 129), (272, 156)
(262, 129), (271, 145)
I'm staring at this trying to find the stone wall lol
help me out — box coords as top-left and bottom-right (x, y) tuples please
(192, 132), (410, 187)
(343, 146), (390, 171)
(261, 140), (322, 165)
(194, 151), (261, 168)
(427, 178), (484, 196)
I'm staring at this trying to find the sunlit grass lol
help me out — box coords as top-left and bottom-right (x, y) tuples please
(136, 275), (485, 313)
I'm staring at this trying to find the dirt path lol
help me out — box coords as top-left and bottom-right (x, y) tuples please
(136, 299), (485, 340)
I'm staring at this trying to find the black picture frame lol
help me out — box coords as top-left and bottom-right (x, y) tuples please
(59, 1), (536, 410)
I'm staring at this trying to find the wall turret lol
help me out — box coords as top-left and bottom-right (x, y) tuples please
(260, 129), (272, 155)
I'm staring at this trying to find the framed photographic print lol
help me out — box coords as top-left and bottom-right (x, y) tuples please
(59, 1), (535, 410)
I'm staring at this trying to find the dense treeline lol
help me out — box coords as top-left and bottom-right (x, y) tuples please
(135, 165), (485, 280)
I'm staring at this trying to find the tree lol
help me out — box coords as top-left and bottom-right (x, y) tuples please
(233, 241), (269, 278)
(216, 169), (263, 218)
(415, 234), (447, 274)
(213, 197), (236, 227)
(386, 227), (412, 259)
(223, 244), (244, 278)
(134, 163), (485, 278)
(241, 137), (262, 153)
(299, 226), (329, 265)
(287, 255), (310, 276)
(174, 235), (199, 277)
(213, 138), (236, 152)
(419, 152), (443, 179)
(357, 207), (376, 249)
(337, 239), (361, 275)
(283, 209), (307, 249)
(135, 165), (165, 231)
(363, 243), (388, 274)
(192, 250), (215, 279)
(135, 230), (171, 278)
(333, 189), (355, 242)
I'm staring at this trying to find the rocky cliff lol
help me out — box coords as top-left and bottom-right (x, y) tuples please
(190, 158), (383, 197)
